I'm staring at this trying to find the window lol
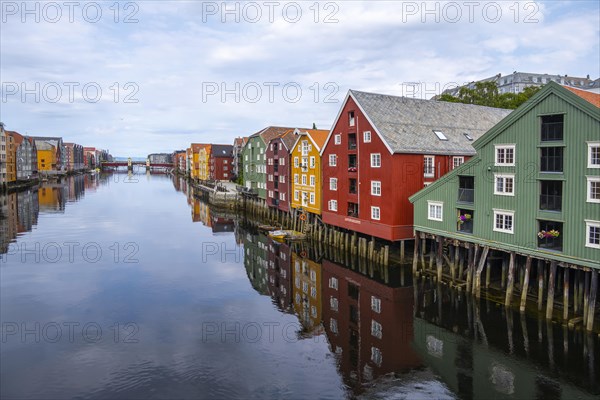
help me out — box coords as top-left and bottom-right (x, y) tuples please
(310, 193), (315, 204)
(424, 156), (435, 177)
(452, 156), (464, 169)
(433, 130), (448, 140)
(458, 176), (474, 203)
(541, 114), (564, 141)
(294, 157), (299, 168)
(538, 220), (562, 251)
(329, 154), (337, 166)
(493, 209), (514, 234)
(363, 131), (371, 142)
(457, 209), (474, 233)
(328, 200), (338, 211)
(540, 180), (562, 211)
(279, 192), (285, 201)
(371, 296), (381, 313)
(588, 142), (600, 168)
(301, 141), (309, 156)
(348, 111), (355, 127)
(311, 286), (317, 298)
(541, 147), (563, 172)
(294, 174), (298, 184)
(348, 154), (357, 169)
(330, 178), (337, 190)
(370, 153), (381, 168)
(334, 134), (341, 145)
(494, 173), (515, 196)
(329, 277), (338, 290)
(464, 133), (473, 141)
(371, 206), (380, 220)
(371, 347), (383, 366)
(294, 190), (299, 201)
(330, 318), (338, 334)
(268, 174), (273, 182)
(310, 175), (315, 187)
(495, 145), (515, 166)
(268, 190), (273, 198)
(349, 178), (357, 194)
(588, 177), (600, 203)
(330, 297), (339, 311)
(280, 157), (285, 166)
(371, 181), (381, 196)
(427, 201), (443, 221)
(585, 220), (600, 248)
(371, 320), (382, 339)
(302, 175), (307, 185)
(310, 156), (315, 168)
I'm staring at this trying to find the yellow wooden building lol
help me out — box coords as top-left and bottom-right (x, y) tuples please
(290, 129), (329, 215)
(198, 145), (212, 181)
(291, 251), (323, 337)
(36, 141), (56, 172)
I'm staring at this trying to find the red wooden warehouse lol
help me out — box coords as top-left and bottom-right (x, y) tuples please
(320, 90), (511, 241)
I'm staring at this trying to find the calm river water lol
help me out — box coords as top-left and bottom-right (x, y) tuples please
(1, 173), (598, 399)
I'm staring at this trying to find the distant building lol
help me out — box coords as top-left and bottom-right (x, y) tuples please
(232, 136), (248, 181)
(210, 144), (234, 181)
(31, 137), (65, 172)
(37, 141), (57, 172)
(0, 123), (6, 186)
(8, 131), (38, 181)
(442, 71), (598, 97)
(64, 143), (84, 172)
(148, 153), (172, 164)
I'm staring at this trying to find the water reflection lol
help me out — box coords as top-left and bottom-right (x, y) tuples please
(1, 174), (598, 399)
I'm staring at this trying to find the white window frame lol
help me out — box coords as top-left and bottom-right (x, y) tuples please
(329, 277), (338, 290)
(334, 134), (341, 145)
(427, 201), (443, 222)
(294, 190), (299, 201)
(371, 206), (380, 220)
(370, 153), (381, 168)
(371, 296), (381, 313)
(371, 320), (382, 339)
(494, 173), (515, 196)
(363, 131), (371, 143)
(452, 156), (464, 169)
(494, 144), (516, 166)
(371, 347), (382, 366)
(302, 175), (307, 185)
(294, 174), (299, 184)
(328, 200), (338, 211)
(330, 178), (337, 191)
(587, 176), (600, 203)
(330, 296), (339, 311)
(310, 156), (315, 168)
(294, 157), (299, 168)
(310, 175), (315, 187)
(424, 156), (435, 178)
(330, 318), (338, 334)
(279, 192), (285, 201)
(585, 220), (600, 249)
(493, 209), (515, 234)
(309, 192), (315, 204)
(280, 157), (285, 166)
(588, 142), (600, 168)
(371, 181), (381, 196)
(329, 154), (337, 166)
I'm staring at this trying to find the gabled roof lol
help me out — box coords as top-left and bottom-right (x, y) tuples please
(249, 126), (304, 145)
(341, 90), (512, 156)
(6, 131), (24, 145)
(211, 144), (233, 157)
(190, 143), (210, 153)
(291, 128), (330, 152)
(564, 86), (600, 108)
(36, 141), (56, 151)
(473, 81), (600, 150)
(234, 137), (248, 147)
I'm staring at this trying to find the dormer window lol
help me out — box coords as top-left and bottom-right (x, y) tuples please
(433, 130), (448, 140)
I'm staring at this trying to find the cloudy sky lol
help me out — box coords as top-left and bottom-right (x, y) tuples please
(1, 0), (598, 156)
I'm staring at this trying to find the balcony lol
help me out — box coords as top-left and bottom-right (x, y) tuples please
(348, 154), (357, 172)
(347, 202), (359, 217)
(458, 176), (474, 204)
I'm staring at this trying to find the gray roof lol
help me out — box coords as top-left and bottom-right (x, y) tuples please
(211, 144), (233, 157)
(350, 90), (512, 155)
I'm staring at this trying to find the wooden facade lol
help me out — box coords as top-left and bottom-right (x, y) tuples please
(266, 130), (294, 212)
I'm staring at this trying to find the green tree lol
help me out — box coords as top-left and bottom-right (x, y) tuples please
(440, 82), (542, 109)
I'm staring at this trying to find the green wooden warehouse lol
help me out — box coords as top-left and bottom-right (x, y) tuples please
(409, 82), (599, 331)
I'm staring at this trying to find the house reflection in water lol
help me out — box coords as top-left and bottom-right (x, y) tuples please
(321, 259), (421, 392)
(1, 188), (40, 256)
(266, 240), (293, 314)
(292, 251), (323, 338)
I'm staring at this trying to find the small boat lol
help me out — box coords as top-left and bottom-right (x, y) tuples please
(268, 230), (288, 240)
(258, 224), (279, 232)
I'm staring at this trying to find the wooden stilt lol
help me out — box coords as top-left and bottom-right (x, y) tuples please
(501, 257), (508, 289)
(546, 261), (557, 320)
(400, 240), (405, 263)
(574, 269), (580, 315)
(412, 233), (420, 274)
(475, 246), (489, 298)
(520, 256), (532, 312)
(466, 244), (477, 293)
(436, 236), (443, 282)
(485, 260), (492, 289)
(563, 267), (570, 321)
(587, 270), (598, 332)
(505, 252), (516, 307)
(420, 235), (426, 266)
(538, 259), (545, 312)
(584, 270), (590, 324)
(452, 244), (459, 281)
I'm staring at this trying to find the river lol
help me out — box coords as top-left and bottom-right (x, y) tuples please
(1, 173), (598, 399)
